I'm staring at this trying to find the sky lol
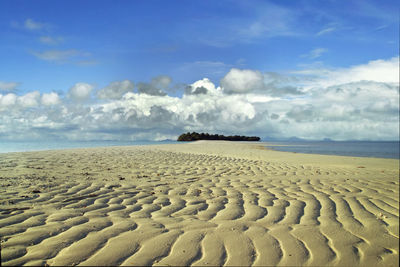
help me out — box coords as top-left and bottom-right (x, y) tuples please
(0, 0), (399, 141)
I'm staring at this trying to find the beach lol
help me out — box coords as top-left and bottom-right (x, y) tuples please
(0, 141), (398, 266)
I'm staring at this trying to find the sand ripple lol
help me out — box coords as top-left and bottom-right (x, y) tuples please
(0, 144), (398, 266)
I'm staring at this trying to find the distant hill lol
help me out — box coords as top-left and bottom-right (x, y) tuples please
(177, 132), (260, 142)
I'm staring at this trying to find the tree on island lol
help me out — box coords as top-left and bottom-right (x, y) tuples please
(177, 132), (260, 142)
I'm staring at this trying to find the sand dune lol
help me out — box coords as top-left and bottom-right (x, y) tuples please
(0, 141), (398, 266)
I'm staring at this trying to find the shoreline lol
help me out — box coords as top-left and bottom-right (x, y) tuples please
(0, 140), (180, 154)
(1, 141), (398, 266)
(1, 139), (398, 160)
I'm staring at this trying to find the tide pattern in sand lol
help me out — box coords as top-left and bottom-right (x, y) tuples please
(0, 147), (399, 266)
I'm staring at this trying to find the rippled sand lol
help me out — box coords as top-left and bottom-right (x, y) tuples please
(0, 141), (398, 266)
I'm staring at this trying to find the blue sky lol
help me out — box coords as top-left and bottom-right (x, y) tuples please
(1, 0), (397, 92)
(0, 0), (399, 141)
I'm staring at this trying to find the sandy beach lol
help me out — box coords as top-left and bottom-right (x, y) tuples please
(0, 141), (398, 266)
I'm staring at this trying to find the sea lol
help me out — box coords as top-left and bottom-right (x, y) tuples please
(0, 140), (178, 154)
(264, 141), (399, 159)
(0, 140), (398, 159)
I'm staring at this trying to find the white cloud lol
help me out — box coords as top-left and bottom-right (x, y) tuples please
(68, 83), (94, 101)
(237, 3), (295, 39)
(151, 75), (172, 89)
(335, 57), (399, 84)
(316, 27), (336, 36)
(219, 69), (302, 96)
(17, 91), (40, 108)
(41, 92), (61, 106)
(76, 60), (99, 66)
(185, 78), (222, 95)
(195, 2), (297, 47)
(137, 76), (172, 96)
(32, 50), (91, 64)
(0, 58), (398, 141)
(0, 81), (19, 91)
(97, 80), (134, 99)
(295, 57), (399, 90)
(176, 61), (233, 81)
(301, 48), (328, 59)
(32, 49), (80, 62)
(220, 68), (264, 94)
(39, 36), (63, 45)
(280, 80), (399, 138)
(24, 18), (45, 30)
(0, 93), (17, 108)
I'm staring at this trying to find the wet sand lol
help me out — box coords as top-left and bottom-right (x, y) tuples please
(0, 141), (398, 266)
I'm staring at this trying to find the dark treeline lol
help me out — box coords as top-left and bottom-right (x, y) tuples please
(177, 132), (261, 142)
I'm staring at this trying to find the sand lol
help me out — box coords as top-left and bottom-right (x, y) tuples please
(0, 141), (398, 266)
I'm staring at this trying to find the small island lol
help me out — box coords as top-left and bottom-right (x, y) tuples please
(177, 132), (261, 142)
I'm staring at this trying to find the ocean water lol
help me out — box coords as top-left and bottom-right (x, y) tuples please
(0, 140), (178, 153)
(1, 140), (399, 159)
(265, 141), (399, 159)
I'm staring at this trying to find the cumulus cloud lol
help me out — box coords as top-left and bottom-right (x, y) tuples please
(0, 91), (46, 111)
(152, 75), (172, 89)
(97, 80), (134, 99)
(137, 75), (172, 96)
(41, 92), (61, 106)
(220, 68), (264, 94)
(262, 72), (304, 96)
(185, 78), (221, 95)
(0, 81), (19, 91)
(68, 83), (94, 101)
(185, 86), (208, 95)
(0, 91), (61, 111)
(0, 57), (398, 141)
(17, 91), (40, 108)
(220, 69), (303, 96)
(137, 84), (166, 96)
(0, 93), (17, 108)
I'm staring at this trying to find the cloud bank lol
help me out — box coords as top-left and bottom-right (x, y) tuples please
(0, 57), (398, 141)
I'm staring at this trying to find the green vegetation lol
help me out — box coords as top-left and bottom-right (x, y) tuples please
(177, 132), (261, 142)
